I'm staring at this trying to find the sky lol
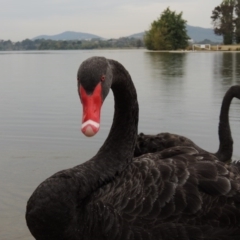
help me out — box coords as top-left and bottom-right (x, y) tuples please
(1, 0), (223, 41)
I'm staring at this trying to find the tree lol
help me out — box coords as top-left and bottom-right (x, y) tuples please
(235, 0), (240, 43)
(211, 0), (235, 44)
(144, 8), (189, 50)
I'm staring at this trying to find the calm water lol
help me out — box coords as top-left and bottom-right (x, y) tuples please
(0, 50), (240, 239)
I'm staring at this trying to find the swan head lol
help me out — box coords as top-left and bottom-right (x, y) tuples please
(77, 57), (112, 137)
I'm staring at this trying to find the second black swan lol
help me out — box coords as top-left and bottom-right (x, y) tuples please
(26, 57), (240, 240)
(135, 85), (240, 163)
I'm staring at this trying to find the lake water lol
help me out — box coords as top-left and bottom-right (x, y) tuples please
(0, 49), (240, 239)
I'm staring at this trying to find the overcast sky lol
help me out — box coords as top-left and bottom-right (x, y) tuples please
(1, 0), (222, 41)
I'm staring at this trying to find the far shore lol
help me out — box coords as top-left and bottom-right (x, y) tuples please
(188, 44), (240, 52)
(149, 44), (240, 52)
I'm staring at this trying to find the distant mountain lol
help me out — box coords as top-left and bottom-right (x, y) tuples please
(32, 31), (104, 41)
(127, 32), (145, 39)
(186, 25), (222, 43)
(32, 25), (223, 43)
(127, 25), (223, 43)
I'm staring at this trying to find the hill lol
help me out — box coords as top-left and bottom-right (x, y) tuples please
(186, 25), (222, 43)
(127, 32), (144, 39)
(32, 25), (223, 43)
(32, 31), (104, 41)
(127, 25), (222, 43)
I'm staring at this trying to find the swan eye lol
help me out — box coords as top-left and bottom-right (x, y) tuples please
(101, 75), (105, 82)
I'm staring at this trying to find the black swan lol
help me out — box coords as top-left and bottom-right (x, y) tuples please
(135, 85), (240, 163)
(26, 57), (240, 240)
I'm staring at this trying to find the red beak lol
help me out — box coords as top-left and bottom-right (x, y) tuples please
(79, 83), (102, 137)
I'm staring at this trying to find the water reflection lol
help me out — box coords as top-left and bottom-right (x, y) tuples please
(214, 52), (240, 86)
(144, 52), (186, 79)
(142, 52), (187, 103)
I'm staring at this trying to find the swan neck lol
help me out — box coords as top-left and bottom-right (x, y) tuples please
(97, 59), (139, 164)
(216, 87), (235, 161)
(219, 88), (234, 123)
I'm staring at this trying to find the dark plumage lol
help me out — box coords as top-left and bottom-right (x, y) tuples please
(135, 85), (240, 163)
(26, 57), (240, 240)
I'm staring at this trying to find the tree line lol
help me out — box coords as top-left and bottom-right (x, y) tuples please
(0, 37), (144, 51)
